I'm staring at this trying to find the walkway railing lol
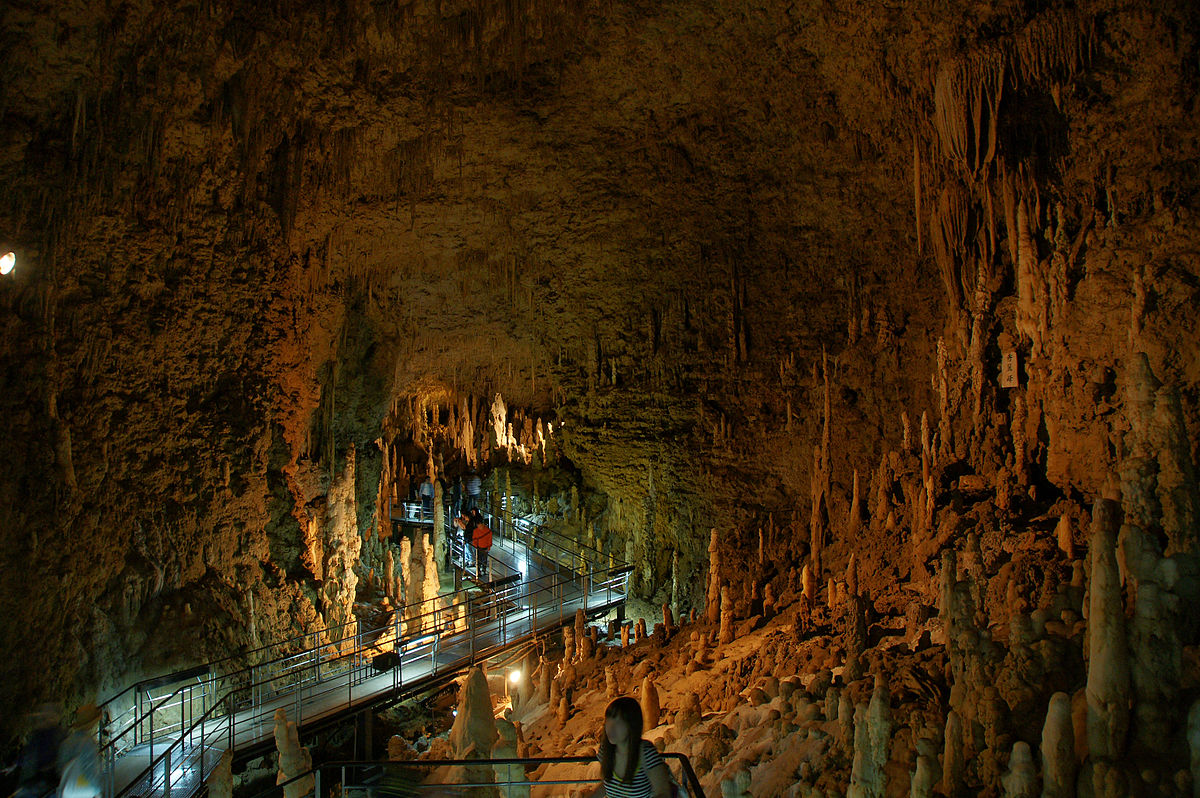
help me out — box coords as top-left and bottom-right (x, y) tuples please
(96, 506), (630, 798)
(268, 755), (708, 798)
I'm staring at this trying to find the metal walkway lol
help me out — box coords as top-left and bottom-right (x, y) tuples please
(96, 501), (630, 798)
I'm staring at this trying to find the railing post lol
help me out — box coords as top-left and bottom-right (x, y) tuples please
(315, 768), (321, 798)
(163, 746), (171, 798)
(468, 596), (475, 665)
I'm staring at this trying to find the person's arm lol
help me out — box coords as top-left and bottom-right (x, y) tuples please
(641, 743), (672, 798)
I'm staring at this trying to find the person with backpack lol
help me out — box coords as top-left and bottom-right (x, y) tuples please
(467, 508), (492, 582)
(593, 697), (672, 798)
(55, 704), (101, 798)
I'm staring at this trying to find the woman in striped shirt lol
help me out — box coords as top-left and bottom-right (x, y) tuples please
(594, 697), (672, 798)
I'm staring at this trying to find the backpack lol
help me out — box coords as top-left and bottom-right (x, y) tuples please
(471, 523), (492, 549)
(57, 757), (100, 798)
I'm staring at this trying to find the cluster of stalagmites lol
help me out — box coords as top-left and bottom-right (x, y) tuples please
(359, 356), (1200, 796)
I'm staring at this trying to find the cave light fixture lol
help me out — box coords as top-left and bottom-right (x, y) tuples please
(508, 669), (522, 684)
(0, 251), (14, 275)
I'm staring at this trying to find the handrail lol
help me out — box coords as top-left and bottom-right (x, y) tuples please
(266, 754), (708, 798)
(105, 575), (629, 796)
(99, 501), (632, 798)
(110, 572), (631, 798)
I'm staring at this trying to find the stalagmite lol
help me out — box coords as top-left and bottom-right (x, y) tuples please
(1187, 699), (1200, 798)
(719, 585), (734, 645)
(1129, 579), (1181, 753)
(676, 691), (703, 733)
(1055, 514), (1075, 559)
(273, 709), (314, 798)
(848, 469), (864, 537)
(1040, 692), (1075, 798)
(605, 667), (618, 699)
(1153, 385), (1200, 553)
(721, 769), (752, 798)
(406, 536), (426, 635)
(848, 676), (890, 798)
(847, 705), (877, 798)
(663, 603), (674, 631)
(557, 695), (570, 726)
(533, 658), (550, 707)
(801, 563), (816, 607)
(492, 719), (527, 798)
(384, 547), (398, 601)
(706, 528), (721, 625)
(433, 479), (446, 567)
(1001, 742), (1038, 797)
(942, 710), (965, 797)
(206, 749), (233, 798)
(824, 685), (839, 723)
(634, 618), (647, 642)
(621, 624), (630, 648)
(837, 693), (854, 752)
(910, 754), (935, 798)
(573, 607), (588, 657)
(1086, 497), (1130, 760)
(449, 667), (498, 758)
(641, 675), (660, 729)
(421, 536), (441, 624)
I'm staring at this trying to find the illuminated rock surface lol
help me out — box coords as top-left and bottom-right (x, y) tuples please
(2, 2), (1200, 793)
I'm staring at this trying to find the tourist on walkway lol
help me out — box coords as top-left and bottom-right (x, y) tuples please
(449, 476), (463, 519)
(593, 697), (671, 798)
(418, 476), (435, 521)
(462, 469), (481, 509)
(469, 509), (492, 582)
(56, 704), (102, 798)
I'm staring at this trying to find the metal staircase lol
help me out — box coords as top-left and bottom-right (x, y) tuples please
(96, 502), (630, 798)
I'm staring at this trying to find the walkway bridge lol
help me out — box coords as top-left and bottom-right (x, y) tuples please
(97, 502), (630, 798)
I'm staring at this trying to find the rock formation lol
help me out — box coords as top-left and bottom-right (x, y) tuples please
(273, 709), (313, 798)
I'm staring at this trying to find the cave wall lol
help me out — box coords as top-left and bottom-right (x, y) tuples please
(1, 0), (1198, 746)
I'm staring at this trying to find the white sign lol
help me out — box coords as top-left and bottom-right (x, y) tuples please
(1000, 350), (1019, 388)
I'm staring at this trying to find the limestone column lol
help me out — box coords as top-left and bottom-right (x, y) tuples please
(1040, 692), (1075, 798)
(706, 528), (721, 625)
(433, 479), (446, 572)
(1086, 497), (1130, 760)
(273, 709), (314, 798)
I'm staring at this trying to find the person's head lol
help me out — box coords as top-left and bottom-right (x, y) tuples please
(599, 697), (643, 781)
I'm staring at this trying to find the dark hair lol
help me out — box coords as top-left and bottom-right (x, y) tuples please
(599, 697), (643, 782)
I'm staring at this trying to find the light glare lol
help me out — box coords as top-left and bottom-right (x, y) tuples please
(509, 670), (521, 684)
(0, 252), (14, 275)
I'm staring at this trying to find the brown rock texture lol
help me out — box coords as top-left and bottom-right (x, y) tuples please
(1, 2), (1199, 773)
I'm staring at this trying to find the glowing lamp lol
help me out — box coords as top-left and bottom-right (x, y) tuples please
(0, 252), (14, 275)
(509, 670), (522, 684)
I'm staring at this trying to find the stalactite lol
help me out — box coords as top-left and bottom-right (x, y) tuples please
(913, 133), (923, 255)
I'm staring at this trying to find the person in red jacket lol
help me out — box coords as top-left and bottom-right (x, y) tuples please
(454, 508), (491, 581)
